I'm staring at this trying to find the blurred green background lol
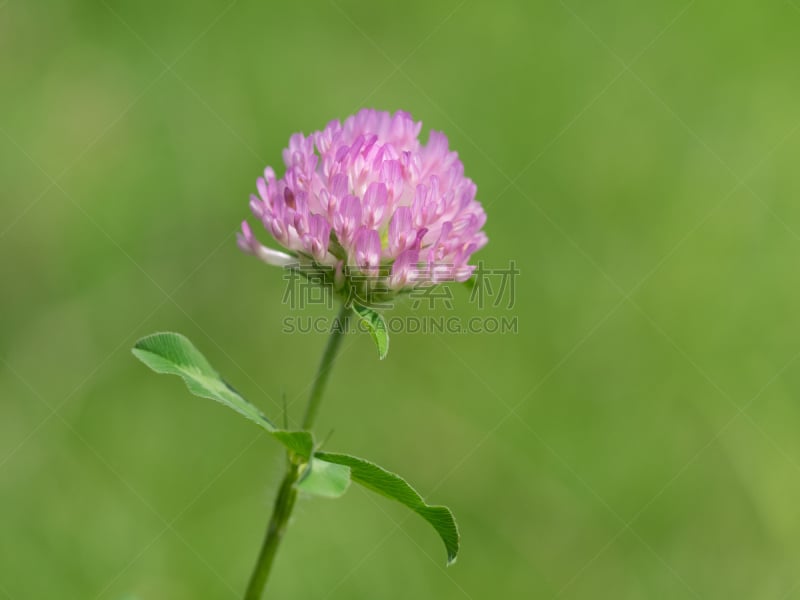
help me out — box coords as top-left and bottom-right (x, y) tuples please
(2, 0), (800, 598)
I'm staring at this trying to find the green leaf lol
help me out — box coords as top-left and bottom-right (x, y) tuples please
(316, 452), (460, 564)
(351, 304), (389, 360)
(132, 332), (312, 459)
(296, 457), (351, 498)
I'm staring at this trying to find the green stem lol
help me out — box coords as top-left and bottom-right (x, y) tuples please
(243, 462), (299, 600)
(302, 303), (351, 430)
(243, 303), (351, 599)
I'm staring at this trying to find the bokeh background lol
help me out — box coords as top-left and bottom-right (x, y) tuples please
(3, 0), (800, 598)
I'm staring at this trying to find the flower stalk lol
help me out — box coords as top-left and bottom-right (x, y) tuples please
(244, 303), (351, 599)
(243, 462), (299, 600)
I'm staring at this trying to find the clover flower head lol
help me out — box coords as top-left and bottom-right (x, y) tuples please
(238, 109), (488, 303)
